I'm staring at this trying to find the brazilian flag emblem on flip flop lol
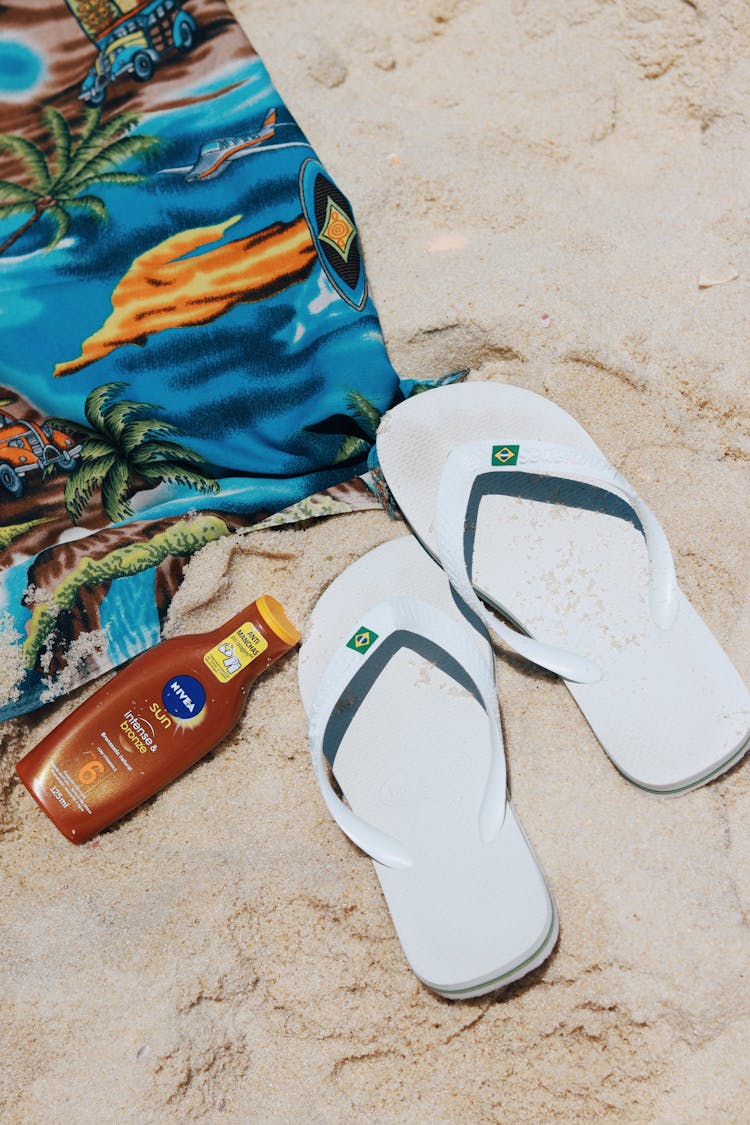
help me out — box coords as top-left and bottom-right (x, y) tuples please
(347, 626), (379, 654)
(492, 444), (519, 466)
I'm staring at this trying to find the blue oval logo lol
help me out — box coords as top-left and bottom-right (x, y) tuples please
(162, 674), (206, 721)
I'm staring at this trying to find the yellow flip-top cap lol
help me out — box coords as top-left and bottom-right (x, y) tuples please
(256, 595), (301, 646)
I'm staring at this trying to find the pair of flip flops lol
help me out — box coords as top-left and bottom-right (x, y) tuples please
(298, 383), (750, 998)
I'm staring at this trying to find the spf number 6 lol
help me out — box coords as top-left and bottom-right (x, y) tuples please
(78, 760), (105, 786)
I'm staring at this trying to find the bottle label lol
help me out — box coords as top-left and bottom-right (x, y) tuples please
(203, 622), (268, 683)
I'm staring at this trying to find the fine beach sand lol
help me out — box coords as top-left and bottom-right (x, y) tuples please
(2, 1), (749, 1120)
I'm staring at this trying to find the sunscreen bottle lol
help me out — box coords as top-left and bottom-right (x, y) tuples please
(16, 596), (300, 844)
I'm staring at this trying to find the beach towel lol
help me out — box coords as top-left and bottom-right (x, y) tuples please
(0, 1), (403, 720)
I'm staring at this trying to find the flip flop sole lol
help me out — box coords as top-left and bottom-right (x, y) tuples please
(377, 383), (750, 794)
(299, 535), (557, 996)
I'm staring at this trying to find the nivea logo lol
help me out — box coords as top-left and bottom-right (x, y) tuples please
(162, 674), (206, 721)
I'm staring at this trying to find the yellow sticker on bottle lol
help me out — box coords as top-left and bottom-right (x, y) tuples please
(203, 623), (268, 682)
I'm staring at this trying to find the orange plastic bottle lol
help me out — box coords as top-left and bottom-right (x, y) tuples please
(16, 595), (300, 844)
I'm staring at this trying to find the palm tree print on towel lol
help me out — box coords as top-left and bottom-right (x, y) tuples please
(332, 390), (383, 465)
(49, 382), (218, 525)
(0, 106), (158, 256)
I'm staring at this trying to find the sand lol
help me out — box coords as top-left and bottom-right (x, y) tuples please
(2, 0), (749, 1120)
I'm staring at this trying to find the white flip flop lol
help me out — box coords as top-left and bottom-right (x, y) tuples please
(298, 536), (558, 998)
(376, 382), (750, 796)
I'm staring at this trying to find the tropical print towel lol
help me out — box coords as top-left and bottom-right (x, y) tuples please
(0, 0), (402, 720)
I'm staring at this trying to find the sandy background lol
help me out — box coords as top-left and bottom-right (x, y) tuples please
(2, 0), (749, 1120)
